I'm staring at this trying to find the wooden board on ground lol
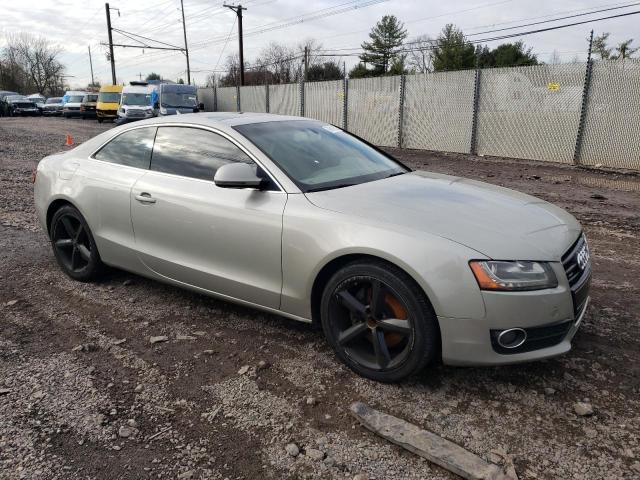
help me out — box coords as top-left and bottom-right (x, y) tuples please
(350, 402), (516, 480)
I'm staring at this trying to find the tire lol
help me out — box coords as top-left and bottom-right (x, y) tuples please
(50, 205), (104, 282)
(320, 260), (439, 382)
(97, 117), (103, 123)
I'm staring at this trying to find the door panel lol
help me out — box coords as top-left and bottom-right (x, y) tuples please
(75, 159), (147, 268)
(130, 171), (287, 309)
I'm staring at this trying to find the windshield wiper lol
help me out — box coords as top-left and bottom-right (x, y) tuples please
(306, 183), (356, 193)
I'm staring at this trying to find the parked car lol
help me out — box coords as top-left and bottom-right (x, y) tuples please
(0, 91), (20, 117)
(5, 95), (40, 116)
(96, 84), (122, 123)
(80, 93), (99, 119)
(42, 97), (64, 116)
(62, 91), (88, 118)
(33, 113), (591, 382)
(27, 94), (47, 114)
(156, 83), (202, 115)
(117, 82), (157, 123)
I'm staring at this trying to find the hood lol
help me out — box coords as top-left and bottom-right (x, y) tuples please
(305, 171), (581, 260)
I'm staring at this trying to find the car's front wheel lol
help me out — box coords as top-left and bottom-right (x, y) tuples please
(321, 260), (439, 382)
(50, 205), (104, 282)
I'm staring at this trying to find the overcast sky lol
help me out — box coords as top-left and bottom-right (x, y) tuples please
(2, 0), (639, 88)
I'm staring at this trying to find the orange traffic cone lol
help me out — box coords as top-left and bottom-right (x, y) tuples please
(64, 134), (74, 146)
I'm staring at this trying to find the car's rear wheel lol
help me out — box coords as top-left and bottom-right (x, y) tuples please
(320, 260), (439, 382)
(50, 205), (104, 282)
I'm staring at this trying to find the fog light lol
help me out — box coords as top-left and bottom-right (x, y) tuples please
(497, 328), (527, 349)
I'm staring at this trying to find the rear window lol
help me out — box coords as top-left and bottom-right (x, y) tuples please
(94, 127), (156, 169)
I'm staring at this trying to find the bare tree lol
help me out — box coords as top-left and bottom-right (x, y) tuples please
(406, 34), (434, 73)
(2, 33), (65, 94)
(255, 42), (299, 84)
(548, 50), (561, 65)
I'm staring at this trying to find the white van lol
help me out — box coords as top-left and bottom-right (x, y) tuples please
(118, 82), (158, 122)
(62, 90), (89, 118)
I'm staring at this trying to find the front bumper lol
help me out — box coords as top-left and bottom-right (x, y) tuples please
(439, 259), (591, 366)
(97, 109), (118, 119)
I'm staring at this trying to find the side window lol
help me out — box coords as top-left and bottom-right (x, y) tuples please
(150, 126), (252, 181)
(94, 127), (156, 169)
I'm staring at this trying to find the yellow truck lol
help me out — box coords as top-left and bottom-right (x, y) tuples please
(96, 84), (123, 123)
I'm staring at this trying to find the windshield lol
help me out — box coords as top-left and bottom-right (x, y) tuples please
(99, 92), (121, 103)
(122, 93), (151, 106)
(161, 92), (197, 108)
(46, 98), (62, 104)
(8, 96), (28, 102)
(234, 120), (408, 192)
(84, 95), (98, 102)
(29, 97), (45, 103)
(68, 95), (84, 103)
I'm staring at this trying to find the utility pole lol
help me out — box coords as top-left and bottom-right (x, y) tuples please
(304, 46), (309, 81)
(88, 46), (95, 87)
(180, 0), (191, 84)
(105, 3), (117, 84)
(224, 4), (247, 86)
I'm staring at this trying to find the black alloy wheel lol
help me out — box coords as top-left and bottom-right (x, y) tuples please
(321, 261), (439, 382)
(50, 205), (104, 281)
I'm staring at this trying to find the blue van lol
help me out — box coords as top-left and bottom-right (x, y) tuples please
(155, 83), (201, 115)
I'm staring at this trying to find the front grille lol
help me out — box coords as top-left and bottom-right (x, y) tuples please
(491, 321), (573, 354)
(127, 110), (145, 117)
(562, 234), (592, 315)
(66, 106), (80, 111)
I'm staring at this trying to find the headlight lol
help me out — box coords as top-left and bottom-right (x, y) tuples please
(469, 260), (558, 291)
(160, 107), (167, 114)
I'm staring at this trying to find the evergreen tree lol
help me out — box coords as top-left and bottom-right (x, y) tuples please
(359, 15), (407, 74)
(432, 24), (476, 71)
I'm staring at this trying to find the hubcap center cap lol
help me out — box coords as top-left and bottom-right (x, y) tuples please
(366, 318), (377, 329)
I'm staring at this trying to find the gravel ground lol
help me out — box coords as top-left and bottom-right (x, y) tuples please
(1, 116), (639, 480)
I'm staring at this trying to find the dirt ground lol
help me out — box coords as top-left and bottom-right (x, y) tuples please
(1, 116), (639, 480)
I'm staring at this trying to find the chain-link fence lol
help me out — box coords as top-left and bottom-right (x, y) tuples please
(347, 76), (401, 147)
(269, 83), (299, 116)
(240, 85), (267, 113)
(304, 79), (344, 126)
(402, 70), (476, 154)
(476, 64), (585, 164)
(200, 59), (640, 171)
(579, 59), (640, 169)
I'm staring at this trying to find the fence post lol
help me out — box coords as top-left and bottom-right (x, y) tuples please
(343, 77), (348, 130)
(574, 30), (595, 165)
(299, 78), (305, 117)
(397, 74), (406, 148)
(213, 86), (217, 112)
(470, 67), (482, 155)
(265, 83), (269, 113)
(236, 84), (241, 112)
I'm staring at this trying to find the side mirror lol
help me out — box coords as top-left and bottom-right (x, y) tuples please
(154, 101), (159, 109)
(214, 163), (266, 189)
(198, 102), (205, 110)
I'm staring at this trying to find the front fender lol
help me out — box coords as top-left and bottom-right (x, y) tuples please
(280, 194), (487, 321)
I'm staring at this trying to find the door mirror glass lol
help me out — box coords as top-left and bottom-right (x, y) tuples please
(214, 163), (266, 189)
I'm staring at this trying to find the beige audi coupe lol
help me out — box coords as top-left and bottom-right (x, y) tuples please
(34, 113), (591, 382)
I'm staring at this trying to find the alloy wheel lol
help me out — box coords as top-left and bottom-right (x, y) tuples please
(328, 276), (414, 371)
(52, 214), (93, 273)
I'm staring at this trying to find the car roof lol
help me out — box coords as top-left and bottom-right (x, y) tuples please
(129, 112), (320, 128)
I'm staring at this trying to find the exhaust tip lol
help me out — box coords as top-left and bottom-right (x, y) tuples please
(497, 328), (527, 349)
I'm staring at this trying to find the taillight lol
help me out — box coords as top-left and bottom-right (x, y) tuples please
(32, 168), (37, 184)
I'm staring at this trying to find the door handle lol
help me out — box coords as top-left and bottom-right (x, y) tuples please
(135, 193), (156, 204)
